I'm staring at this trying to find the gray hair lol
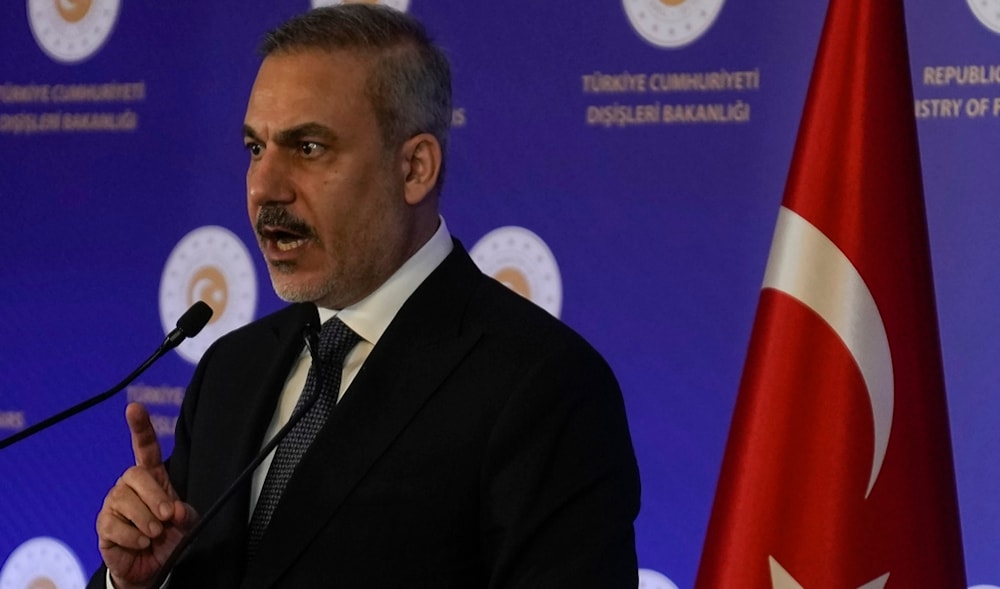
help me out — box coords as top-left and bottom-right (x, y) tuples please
(260, 4), (452, 193)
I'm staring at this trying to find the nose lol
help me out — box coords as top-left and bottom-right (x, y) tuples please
(247, 148), (293, 209)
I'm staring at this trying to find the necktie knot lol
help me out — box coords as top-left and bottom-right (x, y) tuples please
(316, 316), (361, 366)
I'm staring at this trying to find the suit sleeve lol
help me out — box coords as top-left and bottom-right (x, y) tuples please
(480, 339), (641, 588)
(86, 345), (217, 589)
(167, 337), (220, 501)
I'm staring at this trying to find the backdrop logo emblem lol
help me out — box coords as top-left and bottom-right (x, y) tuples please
(27, 0), (121, 64)
(968, 0), (1000, 34)
(0, 536), (86, 588)
(470, 226), (562, 318)
(638, 569), (680, 589)
(312, 0), (410, 12)
(622, 0), (724, 48)
(159, 226), (257, 365)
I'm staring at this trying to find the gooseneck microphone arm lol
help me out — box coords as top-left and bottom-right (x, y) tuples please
(0, 301), (214, 451)
(149, 317), (325, 587)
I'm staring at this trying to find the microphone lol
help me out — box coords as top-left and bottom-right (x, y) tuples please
(0, 301), (214, 451)
(165, 301), (214, 349)
(148, 303), (323, 586)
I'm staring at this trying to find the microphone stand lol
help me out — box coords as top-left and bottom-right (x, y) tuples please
(0, 302), (213, 451)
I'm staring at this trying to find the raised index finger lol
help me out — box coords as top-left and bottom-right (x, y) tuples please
(125, 402), (162, 469)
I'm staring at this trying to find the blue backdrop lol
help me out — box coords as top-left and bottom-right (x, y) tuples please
(1, 1), (998, 587)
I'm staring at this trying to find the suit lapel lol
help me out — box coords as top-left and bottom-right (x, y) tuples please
(179, 304), (316, 584)
(242, 244), (485, 587)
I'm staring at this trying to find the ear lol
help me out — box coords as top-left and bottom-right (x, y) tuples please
(400, 133), (442, 206)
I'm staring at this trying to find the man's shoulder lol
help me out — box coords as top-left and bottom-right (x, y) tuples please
(469, 274), (606, 363)
(226, 303), (302, 338)
(199, 303), (305, 359)
(431, 242), (601, 356)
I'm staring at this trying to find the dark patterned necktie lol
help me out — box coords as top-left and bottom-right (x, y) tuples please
(246, 316), (360, 561)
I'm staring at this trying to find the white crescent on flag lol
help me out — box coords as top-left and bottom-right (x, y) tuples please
(762, 206), (894, 498)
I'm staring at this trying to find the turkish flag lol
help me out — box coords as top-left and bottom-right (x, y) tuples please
(695, 0), (967, 587)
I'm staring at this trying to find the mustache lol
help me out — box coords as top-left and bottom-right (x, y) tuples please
(254, 205), (315, 238)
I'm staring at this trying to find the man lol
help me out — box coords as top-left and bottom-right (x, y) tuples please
(91, 5), (640, 588)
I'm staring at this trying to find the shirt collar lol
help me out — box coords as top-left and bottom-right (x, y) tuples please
(316, 217), (453, 346)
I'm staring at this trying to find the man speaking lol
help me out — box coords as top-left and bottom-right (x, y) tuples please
(91, 5), (640, 587)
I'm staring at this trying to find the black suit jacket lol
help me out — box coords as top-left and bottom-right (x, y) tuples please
(91, 242), (640, 588)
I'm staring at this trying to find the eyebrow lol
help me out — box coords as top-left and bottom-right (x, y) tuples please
(242, 122), (338, 146)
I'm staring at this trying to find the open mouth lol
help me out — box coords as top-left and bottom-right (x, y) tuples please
(261, 226), (310, 251)
(255, 206), (315, 253)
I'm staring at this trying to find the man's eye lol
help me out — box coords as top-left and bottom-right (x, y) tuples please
(300, 142), (322, 156)
(246, 142), (262, 157)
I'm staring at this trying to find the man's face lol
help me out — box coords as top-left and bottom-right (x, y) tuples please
(243, 49), (415, 309)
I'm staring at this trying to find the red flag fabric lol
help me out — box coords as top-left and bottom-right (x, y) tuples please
(695, 0), (967, 587)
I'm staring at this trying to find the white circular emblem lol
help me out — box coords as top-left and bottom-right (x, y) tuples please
(312, 0), (410, 12)
(159, 226), (258, 365)
(27, 0), (121, 64)
(622, 0), (725, 48)
(968, 0), (1000, 34)
(638, 569), (680, 589)
(0, 537), (86, 589)
(470, 226), (562, 318)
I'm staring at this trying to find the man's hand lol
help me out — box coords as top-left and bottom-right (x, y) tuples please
(96, 403), (198, 589)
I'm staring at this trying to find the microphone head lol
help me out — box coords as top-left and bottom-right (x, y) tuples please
(176, 301), (214, 338)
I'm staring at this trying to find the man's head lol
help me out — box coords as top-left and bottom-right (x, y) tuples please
(243, 5), (452, 309)
(259, 5), (452, 172)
